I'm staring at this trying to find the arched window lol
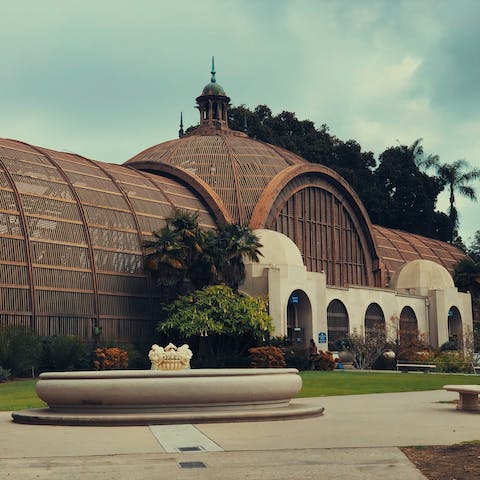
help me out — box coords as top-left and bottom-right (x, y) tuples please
(399, 306), (418, 347)
(448, 306), (463, 347)
(327, 300), (349, 350)
(365, 303), (385, 340)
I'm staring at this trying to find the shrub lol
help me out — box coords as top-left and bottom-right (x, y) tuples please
(248, 346), (286, 368)
(432, 351), (469, 373)
(310, 351), (336, 371)
(282, 346), (311, 371)
(440, 340), (458, 352)
(40, 336), (88, 372)
(93, 347), (128, 370)
(347, 329), (387, 369)
(0, 326), (42, 377)
(0, 366), (11, 382)
(106, 343), (149, 370)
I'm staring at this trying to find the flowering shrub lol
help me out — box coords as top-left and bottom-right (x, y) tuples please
(93, 347), (128, 370)
(248, 346), (286, 368)
(310, 350), (336, 371)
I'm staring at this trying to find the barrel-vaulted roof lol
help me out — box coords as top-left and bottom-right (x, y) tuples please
(372, 224), (466, 285)
(0, 137), (216, 341)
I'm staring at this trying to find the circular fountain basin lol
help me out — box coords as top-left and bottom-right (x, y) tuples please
(12, 368), (324, 425)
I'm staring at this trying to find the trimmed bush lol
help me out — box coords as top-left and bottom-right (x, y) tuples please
(93, 347), (128, 370)
(248, 346), (286, 368)
(310, 350), (336, 371)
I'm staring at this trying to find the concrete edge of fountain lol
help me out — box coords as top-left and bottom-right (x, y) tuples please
(12, 401), (324, 425)
(11, 368), (324, 425)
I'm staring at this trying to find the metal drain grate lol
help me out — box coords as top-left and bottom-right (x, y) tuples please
(179, 461), (206, 469)
(177, 446), (203, 452)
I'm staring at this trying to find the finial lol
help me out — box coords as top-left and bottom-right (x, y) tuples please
(179, 112), (184, 138)
(211, 56), (216, 83)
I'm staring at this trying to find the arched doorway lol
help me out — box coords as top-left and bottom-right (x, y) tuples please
(364, 303), (386, 340)
(327, 300), (349, 350)
(286, 290), (312, 347)
(399, 306), (418, 348)
(448, 306), (463, 347)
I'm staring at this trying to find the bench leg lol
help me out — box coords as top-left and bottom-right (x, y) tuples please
(457, 392), (480, 411)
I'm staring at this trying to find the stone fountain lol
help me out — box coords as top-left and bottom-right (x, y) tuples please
(12, 344), (323, 425)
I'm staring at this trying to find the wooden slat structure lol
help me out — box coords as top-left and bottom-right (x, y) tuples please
(0, 139), (217, 342)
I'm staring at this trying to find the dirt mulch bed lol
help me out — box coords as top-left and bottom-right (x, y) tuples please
(402, 443), (480, 480)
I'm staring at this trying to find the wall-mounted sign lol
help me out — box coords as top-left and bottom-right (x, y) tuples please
(289, 294), (299, 305)
(318, 332), (327, 344)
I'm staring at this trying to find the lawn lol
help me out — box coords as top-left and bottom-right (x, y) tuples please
(298, 370), (480, 398)
(1, 371), (479, 410)
(0, 379), (45, 411)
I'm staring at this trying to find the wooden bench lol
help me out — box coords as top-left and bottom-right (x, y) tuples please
(443, 385), (480, 411)
(396, 362), (436, 373)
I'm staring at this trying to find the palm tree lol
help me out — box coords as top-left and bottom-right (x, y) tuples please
(143, 227), (186, 290)
(435, 160), (480, 241)
(215, 224), (263, 292)
(407, 138), (439, 171)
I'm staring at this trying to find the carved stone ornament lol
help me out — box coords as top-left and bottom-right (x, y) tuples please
(148, 343), (193, 370)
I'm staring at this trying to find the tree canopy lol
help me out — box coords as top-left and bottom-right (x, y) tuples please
(227, 105), (477, 242)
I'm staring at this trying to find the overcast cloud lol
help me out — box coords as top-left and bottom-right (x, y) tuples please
(0, 0), (478, 242)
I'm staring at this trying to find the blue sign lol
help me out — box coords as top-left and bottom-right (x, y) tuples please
(318, 332), (327, 344)
(289, 294), (299, 305)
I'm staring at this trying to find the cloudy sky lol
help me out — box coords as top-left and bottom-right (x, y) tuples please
(1, 0), (479, 242)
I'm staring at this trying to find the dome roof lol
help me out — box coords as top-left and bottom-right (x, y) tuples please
(247, 229), (304, 267)
(391, 259), (454, 291)
(201, 81), (226, 96)
(124, 132), (305, 224)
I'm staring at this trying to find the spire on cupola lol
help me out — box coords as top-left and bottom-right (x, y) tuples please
(210, 56), (216, 83)
(193, 57), (231, 134)
(179, 112), (184, 138)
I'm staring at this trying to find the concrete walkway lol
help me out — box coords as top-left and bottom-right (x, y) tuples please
(1, 389), (479, 479)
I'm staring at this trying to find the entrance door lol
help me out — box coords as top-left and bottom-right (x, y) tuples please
(286, 290), (312, 347)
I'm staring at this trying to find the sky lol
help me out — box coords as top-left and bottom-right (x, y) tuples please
(0, 0), (479, 243)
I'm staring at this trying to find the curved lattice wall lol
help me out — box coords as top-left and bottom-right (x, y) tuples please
(0, 139), (216, 342)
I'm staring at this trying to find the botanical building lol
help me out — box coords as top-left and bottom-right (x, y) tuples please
(0, 64), (472, 349)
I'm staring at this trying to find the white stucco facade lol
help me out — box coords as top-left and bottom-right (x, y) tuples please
(242, 229), (473, 351)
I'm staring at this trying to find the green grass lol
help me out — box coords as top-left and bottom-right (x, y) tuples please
(297, 370), (480, 398)
(1, 371), (479, 410)
(0, 379), (45, 411)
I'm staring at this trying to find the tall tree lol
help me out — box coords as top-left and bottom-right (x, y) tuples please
(435, 160), (480, 241)
(372, 141), (445, 238)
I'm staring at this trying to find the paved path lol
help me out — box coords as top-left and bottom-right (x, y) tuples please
(1, 390), (479, 479)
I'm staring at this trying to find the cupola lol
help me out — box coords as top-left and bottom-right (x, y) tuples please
(193, 57), (231, 134)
